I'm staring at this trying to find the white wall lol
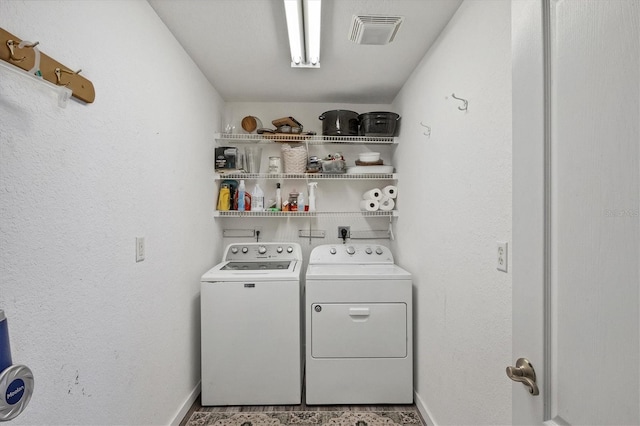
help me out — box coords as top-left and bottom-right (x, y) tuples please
(391, 1), (512, 424)
(0, 1), (224, 425)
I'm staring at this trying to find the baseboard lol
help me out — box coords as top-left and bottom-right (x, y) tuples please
(170, 381), (201, 426)
(414, 390), (438, 426)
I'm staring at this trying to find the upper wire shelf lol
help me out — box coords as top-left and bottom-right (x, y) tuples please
(214, 133), (397, 145)
(215, 172), (397, 180)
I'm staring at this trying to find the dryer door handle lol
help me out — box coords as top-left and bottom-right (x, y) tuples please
(349, 307), (370, 317)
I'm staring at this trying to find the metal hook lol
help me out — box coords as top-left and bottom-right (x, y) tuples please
(19, 41), (39, 48)
(420, 121), (431, 137)
(6, 40), (41, 62)
(54, 67), (82, 87)
(451, 93), (468, 111)
(6, 40), (25, 62)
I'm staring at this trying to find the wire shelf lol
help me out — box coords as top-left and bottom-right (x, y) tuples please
(213, 211), (398, 218)
(214, 133), (397, 145)
(215, 172), (397, 180)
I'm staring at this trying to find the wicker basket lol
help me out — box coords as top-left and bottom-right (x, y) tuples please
(281, 144), (307, 173)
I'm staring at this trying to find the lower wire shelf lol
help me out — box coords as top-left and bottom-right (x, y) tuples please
(213, 210), (398, 218)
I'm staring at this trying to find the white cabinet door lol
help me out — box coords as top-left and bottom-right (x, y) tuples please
(512, 0), (639, 424)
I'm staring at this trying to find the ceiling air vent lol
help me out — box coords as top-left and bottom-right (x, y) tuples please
(348, 15), (404, 45)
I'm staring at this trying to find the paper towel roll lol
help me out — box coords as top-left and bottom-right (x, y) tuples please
(362, 188), (382, 200)
(382, 185), (398, 199)
(360, 199), (380, 212)
(379, 196), (395, 211)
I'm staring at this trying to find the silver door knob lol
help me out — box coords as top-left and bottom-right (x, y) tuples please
(506, 358), (539, 395)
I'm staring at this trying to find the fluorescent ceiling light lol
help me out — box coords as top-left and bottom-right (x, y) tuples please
(284, 0), (321, 68)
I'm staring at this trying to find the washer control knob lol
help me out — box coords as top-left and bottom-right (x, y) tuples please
(287, 246), (294, 253)
(276, 246), (283, 253)
(346, 246), (356, 255)
(375, 247), (384, 255)
(258, 246), (267, 254)
(365, 247), (373, 255)
(242, 247), (249, 254)
(330, 248), (337, 255)
(230, 247), (239, 254)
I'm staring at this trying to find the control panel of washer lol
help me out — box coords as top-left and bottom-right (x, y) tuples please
(309, 244), (394, 264)
(224, 242), (302, 261)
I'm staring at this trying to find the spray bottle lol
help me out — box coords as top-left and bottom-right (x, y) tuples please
(308, 182), (318, 212)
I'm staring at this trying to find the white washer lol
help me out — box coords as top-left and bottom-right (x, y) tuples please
(200, 242), (303, 406)
(305, 244), (413, 405)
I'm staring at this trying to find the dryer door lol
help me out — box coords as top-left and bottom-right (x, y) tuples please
(311, 303), (407, 358)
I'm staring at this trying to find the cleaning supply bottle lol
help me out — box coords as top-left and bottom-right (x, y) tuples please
(308, 182), (318, 212)
(298, 190), (305, 212)
(237, 179), (246, 211)
(275, 183), (282, 211)
(288, 190), (299, 211)
(251, 184), (264, 211)
(217, 183), (230, 211)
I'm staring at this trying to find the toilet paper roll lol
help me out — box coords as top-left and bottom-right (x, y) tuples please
(362, 188), (382, 200)
(360, 199), (380, 212)
(379, 196), (395, 211)
(382, 185), (398, 199)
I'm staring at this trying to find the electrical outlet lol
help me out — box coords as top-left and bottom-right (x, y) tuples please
(136, 237), (145, 262)
(497, 241), (507, 272)
(338, 226), (350, 239)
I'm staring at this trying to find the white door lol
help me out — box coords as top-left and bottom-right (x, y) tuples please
(512, 0), (639, 424)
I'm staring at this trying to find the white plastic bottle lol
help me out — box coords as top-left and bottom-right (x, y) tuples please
(251, 184), (264, 211)
(237, 179), (246, 211)
(308, 182), (318, 212)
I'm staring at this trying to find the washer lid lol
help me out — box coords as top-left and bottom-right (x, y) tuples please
(306, 263), (411, 280)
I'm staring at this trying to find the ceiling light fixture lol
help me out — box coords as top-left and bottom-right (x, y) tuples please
(284, 0), (321, 68)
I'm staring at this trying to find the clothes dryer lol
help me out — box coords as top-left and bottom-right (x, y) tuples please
(305, 244), (413, 404)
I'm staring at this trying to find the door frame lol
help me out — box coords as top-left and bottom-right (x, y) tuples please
(512, 0), (550, 423)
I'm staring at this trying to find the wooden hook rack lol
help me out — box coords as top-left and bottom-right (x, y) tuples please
(0, 27), (95, 103)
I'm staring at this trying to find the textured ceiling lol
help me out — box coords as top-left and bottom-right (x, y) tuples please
(148, 0), (462, 104)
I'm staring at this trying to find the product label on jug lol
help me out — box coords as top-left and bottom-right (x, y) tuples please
(6, 378), (24, 405)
